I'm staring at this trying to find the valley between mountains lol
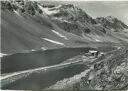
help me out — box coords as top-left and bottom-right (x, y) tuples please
(1, 0), (128, 90)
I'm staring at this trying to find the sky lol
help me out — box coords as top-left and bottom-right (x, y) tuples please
(73, 1), (128, 25)
(42, 1), (128, 25)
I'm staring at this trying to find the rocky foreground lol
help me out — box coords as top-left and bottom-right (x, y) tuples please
(47, 47), (128, 90)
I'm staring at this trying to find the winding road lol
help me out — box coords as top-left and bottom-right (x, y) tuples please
(1, 59), (83, 87)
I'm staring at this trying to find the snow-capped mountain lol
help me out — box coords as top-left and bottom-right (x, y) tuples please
(1, 0), (128, 54)
(39, 3), (97, 36)
(1, 0), (92, 54)
(37, 2), (128, 43)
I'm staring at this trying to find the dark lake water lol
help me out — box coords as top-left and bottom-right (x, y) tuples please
(1, 47), (92, 73)
(1, 47), (92, 90)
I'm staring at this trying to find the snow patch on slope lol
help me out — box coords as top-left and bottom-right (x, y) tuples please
(53, 5), (62, 9)
(31, 49), (36, 51)
(62, 20), (71, 23)
(51, 30), (68, 40)
(95, 39), (101, 42)
(38, 5), (59, 15)
(0, 53), (7, 57)
(14, 10), (20, 16)
(53, 17), (72, 23)
(41, 47), (47, 50)
(89, 34), (101, 42)
(42, 38), (65, 46)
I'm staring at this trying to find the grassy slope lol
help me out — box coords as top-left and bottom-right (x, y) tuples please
(1, 10), (90, 54)
(2, 8), (126, 54)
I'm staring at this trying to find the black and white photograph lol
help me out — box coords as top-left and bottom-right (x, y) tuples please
(1, 0), (128, 90)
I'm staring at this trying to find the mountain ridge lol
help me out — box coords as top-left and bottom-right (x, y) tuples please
(1, 0), (128, 54)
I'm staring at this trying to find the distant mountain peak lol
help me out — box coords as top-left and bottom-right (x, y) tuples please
(1, 0), (43, 15)
(96, 16), (128, 32)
